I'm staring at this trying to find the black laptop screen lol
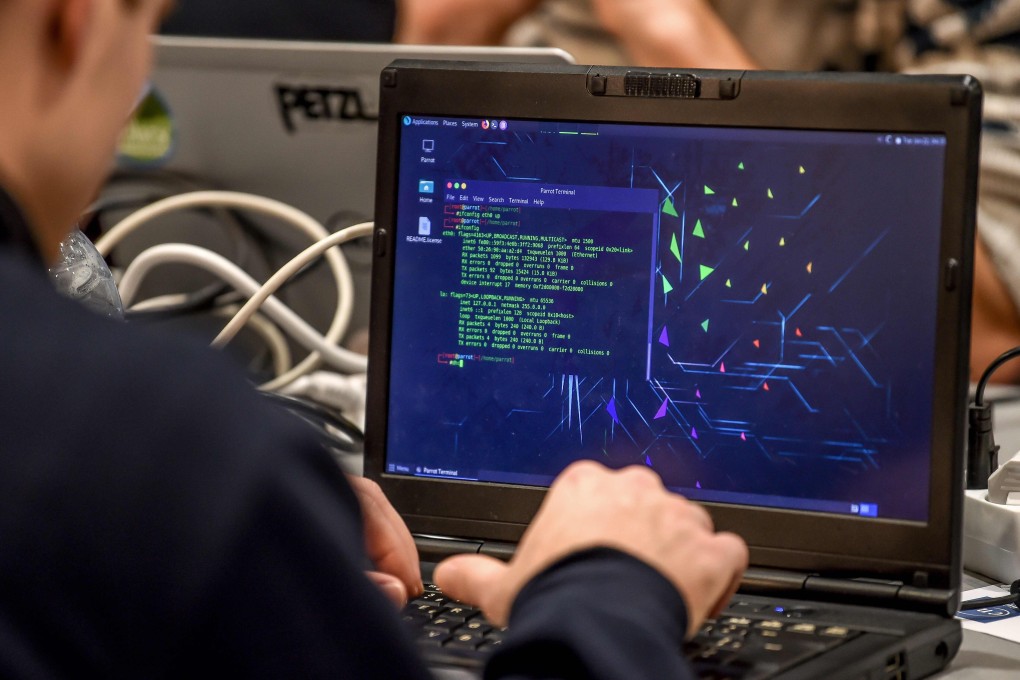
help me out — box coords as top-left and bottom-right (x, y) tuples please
(384, 115), (946, 523)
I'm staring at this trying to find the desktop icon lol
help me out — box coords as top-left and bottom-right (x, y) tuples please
(403, 116), (412, 126)
(419, 180), (435, 193)
(499, 120), (508, 131)
(422, 139), (435, 152)
(481, 120), (490, 130)
(418, 217), (431, 236)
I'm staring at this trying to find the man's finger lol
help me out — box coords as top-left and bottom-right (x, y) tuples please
(433, 553), (510, 624)
(347, 476), (423, 596)
(366, 570), (409, 607)
(707, 532), (751, 619)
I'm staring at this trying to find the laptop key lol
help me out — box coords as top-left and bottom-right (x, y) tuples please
(424, 616), (461, 633)
(459, 620), (493, 635)
(411, 603), (442, 618)
(417, 592), (451, 605)
(417, 630), (451, 647)
(401, 611), (434, 628)
(440, 605), (479, 623)
(446, 633), (486, 651)
(477, 639), (504, 653)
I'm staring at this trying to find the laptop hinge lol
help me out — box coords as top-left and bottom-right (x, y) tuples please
(741, 568), (956, 616)
(413, 534), (484, 563)
(478, 541), (517, 561)
(741, 567), (809, 592)
(413, 535), (519, 564)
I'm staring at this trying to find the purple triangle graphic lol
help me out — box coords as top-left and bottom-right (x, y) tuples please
(654, 399), (669, 420)
(696, 389), (702, 399)
(645, 455), (652, 467)
(659, 326), (670, 347)
(691, 427), (699, 440)
(607, 398), (619, 424)
(696, 481), (702, 490)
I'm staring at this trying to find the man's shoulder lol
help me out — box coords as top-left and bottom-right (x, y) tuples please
(0, 248), (314, 476)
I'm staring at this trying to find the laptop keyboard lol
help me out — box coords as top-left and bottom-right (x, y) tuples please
(402, 585), (861, 679)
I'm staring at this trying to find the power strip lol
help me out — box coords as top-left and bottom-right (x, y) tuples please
(963, 489), (1020, 584)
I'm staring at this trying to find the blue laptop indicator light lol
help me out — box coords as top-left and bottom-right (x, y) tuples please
(419, 180), (435, 194)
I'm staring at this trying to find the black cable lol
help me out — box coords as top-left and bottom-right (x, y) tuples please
(967, 346), (1020, 489)
(974, 346), (1020, 407)
(259, 392), (364, 454)
(959, 579), (1020, 610)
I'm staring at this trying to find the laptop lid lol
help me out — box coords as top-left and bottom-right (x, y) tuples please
(114, 37), (574, 338)
(366, 62), (980, 606)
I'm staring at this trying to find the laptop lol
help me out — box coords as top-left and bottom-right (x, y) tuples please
(365, 61), (982, 678)
(111, 37), (574, 339)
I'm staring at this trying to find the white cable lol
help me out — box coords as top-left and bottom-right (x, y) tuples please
(212, 305), (293, 379)
(99, 191), (355, 389)
(127, 294), (295, 376)
(127, 292), (195, 312)
(212, 221), (373, 348)
(280, 371), (369, 431)
(97, 190), (330, 257)
(118, 243), (370, 376)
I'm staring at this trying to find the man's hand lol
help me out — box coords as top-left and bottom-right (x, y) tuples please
(588, 0), (758, 68)
(433, 460), (748, 630)
(347, 475), (423, 605)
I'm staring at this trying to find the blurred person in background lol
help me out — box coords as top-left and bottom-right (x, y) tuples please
(162, 0), (397, 42)
(398, 0), (1020, 383)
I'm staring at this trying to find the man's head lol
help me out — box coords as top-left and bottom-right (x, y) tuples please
(0, 0), (173, 262)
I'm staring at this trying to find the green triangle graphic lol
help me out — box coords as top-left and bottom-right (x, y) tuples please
(670, 234), (681, 262)
(662, 198), (678, 217)
(704, 185), (715, 195)
(662, 276), (673, 294)
(799, 165), (806, 174)
(767, 188), (774, 199)
(699, 264), (714, 281)
(701, 319), (710, 333)
(725, 279), (732, 288)
(738, 162), (745, 170)
(744, 241), (750, 251)
(732, 198), (738, 207)
(693, 219), (705, 239)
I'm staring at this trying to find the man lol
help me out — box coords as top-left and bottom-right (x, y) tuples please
(0, 1), (748, 677)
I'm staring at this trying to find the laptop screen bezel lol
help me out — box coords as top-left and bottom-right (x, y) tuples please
(366, 62), (979, 590)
